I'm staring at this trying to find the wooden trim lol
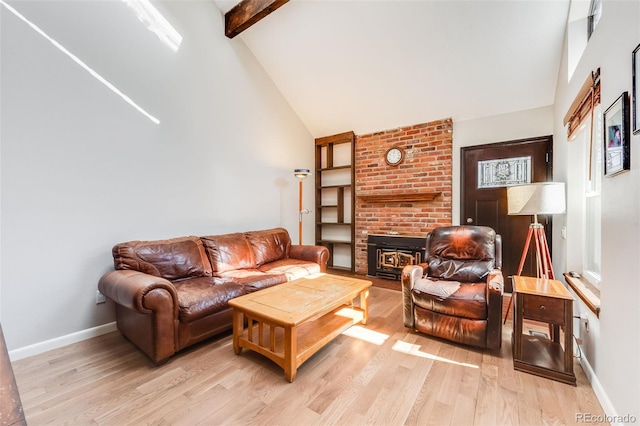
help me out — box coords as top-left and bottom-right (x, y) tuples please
(225, 0), (289, 39)
(563, 273), (601, 318)
(315, 131), (355, 146)
(358, 192), (441, 203)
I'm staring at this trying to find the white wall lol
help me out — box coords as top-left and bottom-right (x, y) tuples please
(552, 0), (640, 419)
(0, 1), (314, 352)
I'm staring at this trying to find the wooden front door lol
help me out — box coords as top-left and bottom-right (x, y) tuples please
(461, 136), (552, 292)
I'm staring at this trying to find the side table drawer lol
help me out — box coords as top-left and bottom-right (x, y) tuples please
(522, 294), (565, 323)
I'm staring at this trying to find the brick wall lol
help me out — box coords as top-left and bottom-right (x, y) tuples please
(354, 118), (453, 274)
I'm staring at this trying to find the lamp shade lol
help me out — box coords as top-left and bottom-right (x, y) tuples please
(507, 182), (566, 215)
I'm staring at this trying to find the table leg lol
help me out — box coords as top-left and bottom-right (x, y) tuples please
(360, 289), (369, 325)
(232, 309), (243, 355)
(551, 324), (560, 343)
(284, 325), (297, 382)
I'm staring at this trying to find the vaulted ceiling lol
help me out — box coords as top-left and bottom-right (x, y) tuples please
(215, 0), (571, 138)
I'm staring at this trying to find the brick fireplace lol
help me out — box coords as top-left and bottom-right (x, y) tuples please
(354, 118), (453, 275)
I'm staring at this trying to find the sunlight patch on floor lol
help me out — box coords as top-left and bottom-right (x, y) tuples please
(392, 340), (479, 368)
(334, 307), (364, 324)
(341, 326), (389, 346)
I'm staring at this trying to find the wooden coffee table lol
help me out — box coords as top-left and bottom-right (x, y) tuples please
(228, 273), (372, 382)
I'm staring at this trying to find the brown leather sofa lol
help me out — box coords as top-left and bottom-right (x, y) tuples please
(401, 225), (504, 349)
(98, 228), (329, 364)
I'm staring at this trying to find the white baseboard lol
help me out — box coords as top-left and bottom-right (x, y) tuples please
(579, 355), (621, 425)
(8, 322), (117, 362)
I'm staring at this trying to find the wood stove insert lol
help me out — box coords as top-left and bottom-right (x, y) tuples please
(367, 234), (426, 280)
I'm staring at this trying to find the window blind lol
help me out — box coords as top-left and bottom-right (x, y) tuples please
(563, 69), (601, 140)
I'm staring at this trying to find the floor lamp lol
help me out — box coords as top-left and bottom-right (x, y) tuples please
(294, 168), (310, 245)
(503, 182), (566, 324)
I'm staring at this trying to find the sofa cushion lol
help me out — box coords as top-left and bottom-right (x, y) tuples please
(113, 236), (212, 281)
(218, 269), (287, 292)
(258, 259), (321, 281)
(245, 228), (291, 266)
(173, 277), (245, 323)
(201, 233), (257, 274)
(412, 282), (487, 320)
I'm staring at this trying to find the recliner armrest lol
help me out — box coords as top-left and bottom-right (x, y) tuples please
(401, 264), (426, 328)
(487, 269), (504, 294)
(485, 268), (504, 349)
(289, 245), (330, 272)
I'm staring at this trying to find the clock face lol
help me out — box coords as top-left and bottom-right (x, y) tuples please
(385, 147), (404, 166)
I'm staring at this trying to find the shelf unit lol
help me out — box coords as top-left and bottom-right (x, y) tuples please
(315, 131), (355, 272)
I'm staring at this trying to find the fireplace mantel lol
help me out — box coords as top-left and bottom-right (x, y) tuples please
(358, 191), (442, 203)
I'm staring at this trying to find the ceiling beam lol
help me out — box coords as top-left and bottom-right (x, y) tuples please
(225, 0), (289, 39)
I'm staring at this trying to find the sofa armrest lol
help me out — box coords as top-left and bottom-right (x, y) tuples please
(401, 264), (426, 328)
(98, 270), (178, 317)
(98, 270), (180, 363)
(290, 245), (330, 272)
(485, 269), (504, 349)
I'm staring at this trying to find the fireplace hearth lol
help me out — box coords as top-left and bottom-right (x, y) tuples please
(367, 234), (426, 280)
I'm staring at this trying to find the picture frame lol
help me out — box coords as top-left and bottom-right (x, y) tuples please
(603, 92), (630, 176)
(633, 43), (640, 134)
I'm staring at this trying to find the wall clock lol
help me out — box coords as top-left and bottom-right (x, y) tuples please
(385, 147), (405, 166)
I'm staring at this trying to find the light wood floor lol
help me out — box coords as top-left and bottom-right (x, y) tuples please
(11, 286), (608, 425)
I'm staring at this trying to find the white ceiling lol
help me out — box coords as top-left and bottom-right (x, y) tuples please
(215, 0), (571, 138)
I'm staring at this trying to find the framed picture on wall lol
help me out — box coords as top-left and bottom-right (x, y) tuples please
(633, 43), (640, 134)
(603, 92), (630, 176)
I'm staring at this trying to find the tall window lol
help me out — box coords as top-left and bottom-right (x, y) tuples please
(564, 69), (601, 287)
(583, 104), (602, 286)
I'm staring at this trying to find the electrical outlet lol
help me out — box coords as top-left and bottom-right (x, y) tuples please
(96, 290), (106, 304)
(580, 312), (589, 331)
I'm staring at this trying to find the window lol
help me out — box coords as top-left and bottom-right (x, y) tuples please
(583, 104), (602, 286)
(567, 0), (602, 80)
(565, 69), (602, 297)
(587, 0), (602, 40)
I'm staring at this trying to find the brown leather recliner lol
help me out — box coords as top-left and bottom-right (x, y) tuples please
(401, 225), (504, 349)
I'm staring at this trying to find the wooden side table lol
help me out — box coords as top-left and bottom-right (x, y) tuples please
(512, 275), (576, 386)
